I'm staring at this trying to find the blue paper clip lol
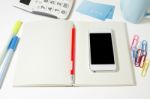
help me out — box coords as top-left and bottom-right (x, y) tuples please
(141, 40), (147, 56)
(131, 48), (138, 64)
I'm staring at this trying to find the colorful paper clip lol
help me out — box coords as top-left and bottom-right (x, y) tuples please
(140, 40), (147, 67)
(141, 40), (147, 55)
(141, 59), (150, 77)
(131, 35), (139, 49)
(130, 36), (149, 77)
(131, 35), (139, 64)
(131, 48), (138, 59)
(135, 40), (148, 67)
(135, 49), (142, 67)
(140, 55), (147, 68)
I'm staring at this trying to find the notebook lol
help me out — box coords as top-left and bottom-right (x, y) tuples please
(13, 19), (136, 86)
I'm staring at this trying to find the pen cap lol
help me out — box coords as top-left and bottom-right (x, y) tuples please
(12, 21), (23, 35)
(8, 36), (19, 51)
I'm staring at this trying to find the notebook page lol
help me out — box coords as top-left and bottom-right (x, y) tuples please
(14, 19), (73, 86)
(74, 22), (135, 86)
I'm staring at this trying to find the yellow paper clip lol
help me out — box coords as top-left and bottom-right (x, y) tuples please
(141, 59), (150, 77)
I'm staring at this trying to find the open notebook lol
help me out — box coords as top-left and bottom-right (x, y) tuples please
(13, 19), (135, 86)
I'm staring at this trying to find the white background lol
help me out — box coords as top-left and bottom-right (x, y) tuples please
(0, 0), (150, 99)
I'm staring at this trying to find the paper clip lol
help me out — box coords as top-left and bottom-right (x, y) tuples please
(141, 40), (147, 55)
(135, 49), (142, 67)
(135, 40), (148, 67)
(131, 35), (139, 49)
(141, 59), (150, 77)
(131, 48), (138, 64)
(140, 55), (147, 68)
(138, 40), (148, 67)
(131, 35), (139, 64)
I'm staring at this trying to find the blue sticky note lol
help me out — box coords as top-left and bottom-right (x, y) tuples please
(106, 7), (115, 19)
(77, 0), (115, 20)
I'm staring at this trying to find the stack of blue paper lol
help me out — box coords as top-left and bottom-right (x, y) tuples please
(77, 0), (115, 20)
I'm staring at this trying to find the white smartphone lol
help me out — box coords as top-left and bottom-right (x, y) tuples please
(89, 29), (118, 72)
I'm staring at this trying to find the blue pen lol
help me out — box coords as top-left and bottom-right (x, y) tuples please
(0, 36), (19, 88)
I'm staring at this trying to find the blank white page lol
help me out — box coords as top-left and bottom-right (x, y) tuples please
(14, 19), (73, 86)
(75, 22), (136, 86)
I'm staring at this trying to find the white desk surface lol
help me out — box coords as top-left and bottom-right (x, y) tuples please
(0, 0), (150, 99)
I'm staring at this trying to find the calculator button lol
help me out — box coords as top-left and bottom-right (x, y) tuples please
(62, 3), (69, 9)
(49, 0), (56, 5)
(60, 10), (67, 15)
(44, 0), (49, 3)
(54, 8), (60, 14)
(56, 2), (62, 6)
(48, 7), (54, 12)
(41, 5), (46, 9)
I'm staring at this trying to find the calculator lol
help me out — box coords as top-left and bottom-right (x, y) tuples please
(14, 0), (74, 19)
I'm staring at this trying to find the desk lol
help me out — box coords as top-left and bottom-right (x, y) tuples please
(0, 0), (150, 99)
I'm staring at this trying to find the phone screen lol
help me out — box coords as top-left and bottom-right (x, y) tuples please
(90, 33), (115, 65)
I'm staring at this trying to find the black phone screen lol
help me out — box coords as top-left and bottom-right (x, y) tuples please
(90, 33), (115, 65)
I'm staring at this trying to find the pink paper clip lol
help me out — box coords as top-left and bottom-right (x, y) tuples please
(131, 35), (140, 64)
(131, 35), (139, 49)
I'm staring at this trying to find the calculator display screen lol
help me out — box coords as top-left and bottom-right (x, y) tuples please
(20, 0), (31, 5)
